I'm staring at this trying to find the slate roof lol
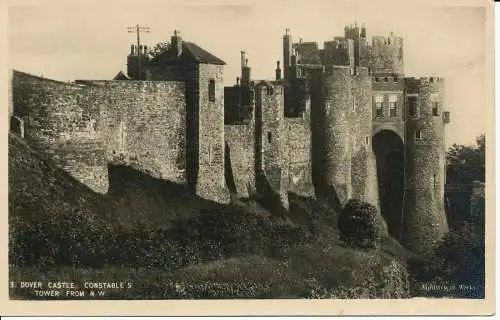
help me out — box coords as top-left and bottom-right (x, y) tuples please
(183, 42), (226, 65)
(154, 41), (226, 65)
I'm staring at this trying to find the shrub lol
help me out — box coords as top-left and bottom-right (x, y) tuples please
(408, 226), (485, 298)
(338, 199), (384, 249)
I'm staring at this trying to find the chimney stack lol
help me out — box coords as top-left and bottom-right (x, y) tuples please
(171, 30), (183, 57)
(275, 61), (281, 81)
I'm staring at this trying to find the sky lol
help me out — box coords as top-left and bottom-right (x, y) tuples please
(7, 0), (490, 147)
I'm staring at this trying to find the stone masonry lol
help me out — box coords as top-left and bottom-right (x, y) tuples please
(10, 26), (450, 254)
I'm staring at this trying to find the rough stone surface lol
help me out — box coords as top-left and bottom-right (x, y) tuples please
(194, 64), (230, 203)
(224, 123), (255, 199)
(95, 80), (187, 185)
(10, 28), (450, 255)
(12, 71), (109, 193)
(403, 77), (448, 254)
(371, 35), (404, 76)
(283, 117), (314, 197)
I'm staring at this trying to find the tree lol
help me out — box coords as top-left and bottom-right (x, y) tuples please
(149, 41), (171, 60)
(338, 199), (385, 249)
(446, 134), (485, 185)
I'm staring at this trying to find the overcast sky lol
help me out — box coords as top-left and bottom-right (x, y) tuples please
(8, 0), (489, 147)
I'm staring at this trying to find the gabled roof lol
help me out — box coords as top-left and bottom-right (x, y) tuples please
(113, 71), (131, 80)
(183, 42), (226, 65)
(153, 41), (226, 65)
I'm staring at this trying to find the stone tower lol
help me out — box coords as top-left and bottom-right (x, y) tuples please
(403, 77), (449, 254)
(282, 25), (449, 254)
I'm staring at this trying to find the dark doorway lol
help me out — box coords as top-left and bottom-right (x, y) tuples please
(372, 130), (405, 240)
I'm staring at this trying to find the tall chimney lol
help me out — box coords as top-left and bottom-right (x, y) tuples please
(171, 30), (183, 57)
(283, 28), (292, 86)
(241, 51), (246, 69)
(275, 61), (281, 81)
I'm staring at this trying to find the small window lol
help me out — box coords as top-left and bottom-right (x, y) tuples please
(432, 102), (440, 116)
(352, 96), (356, 111)
(389, 95), (397, 117)
(408, 97), (418, 117)
(375, 95), (384, 118)
(375, 103), (383, 118)
(384, 77), (388, 82)
(365, 136), (369, 145)
(208, 79), (216, 102)
(267, 132), (272, 143)
(267, 86), (274, 95)
(394, 75), (399, 82)
(415, 129), (422, 141)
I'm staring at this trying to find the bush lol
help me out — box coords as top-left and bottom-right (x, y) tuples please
(9, 201), (313, 270)
(408, 226), (485, 298)
(338, 199), (384, 249)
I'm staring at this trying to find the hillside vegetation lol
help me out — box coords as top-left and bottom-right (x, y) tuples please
(9, 133), (412, 299)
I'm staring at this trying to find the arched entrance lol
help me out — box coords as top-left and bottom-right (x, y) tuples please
(372, 130), (405, 240)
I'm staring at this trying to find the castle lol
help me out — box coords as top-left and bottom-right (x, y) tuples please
(9, 24), (450, 254)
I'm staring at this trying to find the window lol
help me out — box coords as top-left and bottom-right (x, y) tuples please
(352, 96), (356, 111)
(389, 95), (397, 117)
(432, 102), (440, 116)
(208, 79), (216, 102)
(384, 77), (388, 82)
(365, 136), (369, 145)
(267, 86), (274, 95)
(408, 96), (418, 117)
(415, 129), (422, 141)
(430, 93), (439, 116)
(375, 95), (384, 118)
(267, 132), (272, 143)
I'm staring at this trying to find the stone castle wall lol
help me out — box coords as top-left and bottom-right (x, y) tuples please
(11, 28), (450, 256)
(11, 71), (109, 193)
(11, 71), (188, 193)
(92, 80), (187, 185)
(224, 123), (255, 199)
(283, 116), (314, 197)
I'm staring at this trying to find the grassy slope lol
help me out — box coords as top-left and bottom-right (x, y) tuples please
(9, 133), (226, 228)
(9, 133), (412, 298)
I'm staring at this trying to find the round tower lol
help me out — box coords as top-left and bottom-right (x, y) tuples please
(403, 77), (448, 254)
(320, 65), (353, 207)
(350, 67), (379, 207)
